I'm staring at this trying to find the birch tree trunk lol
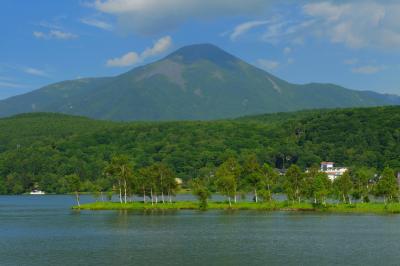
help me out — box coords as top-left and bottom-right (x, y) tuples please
(75, 191), (80, 207)
(118, 180), (122, 204)
(124, 179), (127, 204)
(254, 189), (258, 203)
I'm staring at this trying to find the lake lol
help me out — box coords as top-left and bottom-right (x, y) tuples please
(1, 195), (400, 266)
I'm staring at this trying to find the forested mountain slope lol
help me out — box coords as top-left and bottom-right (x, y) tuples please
(0, 106), (399, 194)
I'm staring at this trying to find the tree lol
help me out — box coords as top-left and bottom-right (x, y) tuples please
(65, 174), (81, 207)
(333, 171), (353, 204)
(261, 163), (278, 202)
(242, 154), (262, 202)
(137, 167), (151, 203)
(375, 167), (399, 204)
(155, 163), (178, 203)
(0, 177), (6, 194)
(215, 158), (241, 206)
(284, 165), (304, 203)
(104, 155), (134, 204)
(352, 167), (375, 202)
(303, 166), (331, 205)
(311, 172), (331, 205)
(191, 178), (211, 210)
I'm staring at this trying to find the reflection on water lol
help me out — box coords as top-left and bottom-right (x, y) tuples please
(1, 195), (400, 266)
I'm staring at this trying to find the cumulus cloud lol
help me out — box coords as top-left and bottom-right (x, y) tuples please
(89, 0), (273, 34)
(230, 20), (269, 41)
(302, 1), (400, 49)
(256, 59), (280, 71)
(33, 30), (78, 40)
(107, 52), (140, 67)
(141, 36), (172, 58)
(351, 65), (384, 74)
(81, 17), (113, 30)
(106, 36), (172, 67)
(227, 1), (400, 51)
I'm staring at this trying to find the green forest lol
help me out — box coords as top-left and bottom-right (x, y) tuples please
(0, 106), (399, 195)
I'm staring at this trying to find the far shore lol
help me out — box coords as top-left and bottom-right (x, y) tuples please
(73, 201), (400, 214)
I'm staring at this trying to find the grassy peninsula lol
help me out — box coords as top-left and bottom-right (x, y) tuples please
(74, 201), (400, 214)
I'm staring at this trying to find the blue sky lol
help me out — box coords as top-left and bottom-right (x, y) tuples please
(1, 0), (400, 100)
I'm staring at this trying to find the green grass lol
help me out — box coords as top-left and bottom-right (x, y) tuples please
(73, 201), (400, 214)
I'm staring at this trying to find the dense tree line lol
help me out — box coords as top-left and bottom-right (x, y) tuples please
(0, 106), (399, 194)
(63, 154), (399, 208)
(191, 157), (399, 208)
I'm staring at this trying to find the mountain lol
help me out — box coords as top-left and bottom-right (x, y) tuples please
(0, 44), (399, 121)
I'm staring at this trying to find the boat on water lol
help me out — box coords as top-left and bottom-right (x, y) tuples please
(30, 190), (45, 195)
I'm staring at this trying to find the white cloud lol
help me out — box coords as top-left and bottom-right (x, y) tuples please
(23, 67), (49, 77)
(141, 36), (172, 58)
(50, 30), (78, 40)
(81, 17), (113, 30)
(262, 18), (315, 44)
(33, 30), (78, 40)
(0, 81), (29, 89)
(344, 58), (358, 65)
(107, 52), (140, 67)
(230, 20), (269, 41)
(283, 47), (291, 55)
(302, 1), (400, 49)
(352, 65), (384, 74)
(36, 21), (62, 30)
(33, 31), (45, 38)
(231, 2), (400, 51)
(90, 0), (273, 34)
(106, 36), (172, 67)
(256, 59), (280, 71)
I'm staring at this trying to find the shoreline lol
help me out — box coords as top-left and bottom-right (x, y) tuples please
(73, 201), (400, 214)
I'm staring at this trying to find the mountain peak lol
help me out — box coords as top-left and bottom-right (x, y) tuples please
(166, 43), (239, 66)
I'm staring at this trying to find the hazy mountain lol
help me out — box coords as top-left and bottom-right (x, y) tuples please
(0, 44), (398, 121)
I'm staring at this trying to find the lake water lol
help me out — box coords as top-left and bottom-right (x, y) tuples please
(1, 195), (400, 266)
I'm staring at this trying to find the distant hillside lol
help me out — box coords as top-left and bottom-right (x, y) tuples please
(0, 44), (399, 121)
(0, 106), (399, 194)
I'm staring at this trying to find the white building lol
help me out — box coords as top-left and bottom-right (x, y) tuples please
(320, 162), (348, 181)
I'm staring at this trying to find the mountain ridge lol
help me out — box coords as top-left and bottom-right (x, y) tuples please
(0, 43), (399, 121)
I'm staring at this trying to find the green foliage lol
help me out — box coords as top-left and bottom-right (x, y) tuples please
(76, 201), (400, 214)
(65, 174), (80, 192)
(284, 165), (305, 203)
(0, 106), (399, 195)
(306, 169), (331, 205)
(191, 178), (212, 210)
(215, 158), (241, 205)
(375, 167), (399, 203)
(333, 171), (353, 203)
(352, 167), (375, 202)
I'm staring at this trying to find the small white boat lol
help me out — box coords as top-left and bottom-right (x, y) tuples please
(30, 190), (45, 195)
